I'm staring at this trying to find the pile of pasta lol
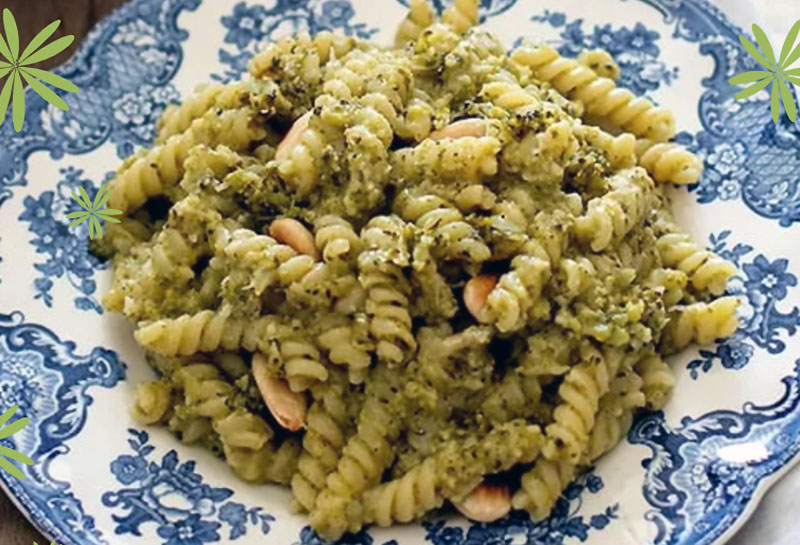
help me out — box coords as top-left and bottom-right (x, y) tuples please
(97, 0), (739, 540)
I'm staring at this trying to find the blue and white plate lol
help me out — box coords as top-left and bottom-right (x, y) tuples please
(1, 1), (799, 544)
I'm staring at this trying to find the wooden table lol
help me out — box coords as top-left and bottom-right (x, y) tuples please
(4, 4), (128, 545)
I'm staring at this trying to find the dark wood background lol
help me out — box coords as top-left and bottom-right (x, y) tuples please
(2, 3), (127, 543)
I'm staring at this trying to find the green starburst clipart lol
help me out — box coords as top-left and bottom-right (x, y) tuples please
(67, 183), (123, 240)
(729, 20), (800, 123)
(0, 405), (34, 480)
(0, 9), (80, 132)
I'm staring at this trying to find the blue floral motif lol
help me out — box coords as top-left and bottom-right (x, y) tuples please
(393, 0), (518, 20)
(422, 470), (618, 545)
(687, 231), (800, 378)
(636, 0), (800, 226)
(630, 359), (800, 545)
(103, 429), (275, 544)
(528, 10), (679, 97)
(0, 311), (125, 545)
(215, 0), (379, 82)
(18, 167), (108, 313)
(0, 0), (199, 209)
(295, 525), (398, 545)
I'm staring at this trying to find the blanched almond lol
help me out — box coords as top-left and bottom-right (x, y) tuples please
(275, 110), (312, 161)
(430, 118), (488, 140)
(453, 483), (511, 523)
(252, 352), (307, 431)
(464, 274), (498, 321)
(269, 218), (319, 259)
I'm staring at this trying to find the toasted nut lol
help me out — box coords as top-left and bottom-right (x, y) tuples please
(252, 352), (307, 431)
(269, 218), (319, 258)
(464, 274), (498, 321)
(275, 110), (312, 161)
(453, 483), (511, 523)
(430, 118), (487, 140)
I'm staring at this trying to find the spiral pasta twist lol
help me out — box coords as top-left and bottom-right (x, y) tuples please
(501, 120), (579, 186)
(109, 108), (265, 214)
(656, 232), (737, 296)
(442, 0), (479, 34)
(362, 455), (440, 526)
(574, 167), (653, 251)
(663, 296), (739, 352)
(636, 139), (703, 185)
(317, 315), (373, 384)
(542, 343), (620, 462)
(291, 379), (353, 511)
(277, 95), (394, 202)
(646, 267), (690, 307)
(635, 354), (675, 410)
(157, 81), (249, 142)
(513, 459), (575, 520)
(573, 124), (636, 170)
(555, 257), (597, 300)
(314, 215), (361, 270)
(396, 192), (491, 265)
(323, 48), (413, 109)
(484, 252), (552, 333)
(479, 77), (546, 115)
(391, 135), (501, 185)
(577, 48), (620, 80)
(510, 43), (676, 141)
(134, 310), (291, 356)
(282, 339), (329, 392)
(311, 372), (404, 539)
(395, 0), (435, 47)
(358, 216), (416, 364)
(215, 409), (301, 484)
(132, 379), (173, 425)
(249, 32), (364, 115)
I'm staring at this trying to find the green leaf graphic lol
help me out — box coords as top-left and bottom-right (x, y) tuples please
(777, 77), (797, 121)
(78, 186), (92, 209)
(728, 70), (772, 84)
(18, 19), (60, 64)
(0, 405), (32, 480)
(0, 405), (18, 427)
(0, 68), (12, 129)
(3, 9), (19, 62)
(20, 35), (74, 66)
(734, 74), (774, 100)
(783, 33), (800, 69)
(11, 69), (23, 131)
(752, 24), (776, 68)
(67, 211), (90, 227)
(21, 71), (69, 111)
(740, 34), (774, 71)
(770, 78), (781, 123)
(69, 185), (119, 238)
(0, 415), (28, 439)
(0, 24), (12, 63)
(0, 10), (80, 131)
(730, 21), (800, 122)
(0, 445), (33, 465)
(779, 20), (800, 67)
(19, 67), (79, 93)
(0, 456), (25, 480)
